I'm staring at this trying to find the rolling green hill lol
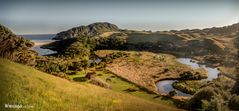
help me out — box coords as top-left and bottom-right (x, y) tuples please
(53, 22), (119, 40)
(0, 58), (182, 111)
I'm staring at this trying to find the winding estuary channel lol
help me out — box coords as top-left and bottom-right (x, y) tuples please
(156, 58), (221, 97)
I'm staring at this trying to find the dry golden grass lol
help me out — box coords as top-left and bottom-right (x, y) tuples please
(208, 38), (225, 49)
(95, 50), (119, 57)
(98, 50), (206, 93)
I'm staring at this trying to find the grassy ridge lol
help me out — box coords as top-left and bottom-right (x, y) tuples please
(0, 58), (182, 111)
(126, 33), (184, 44)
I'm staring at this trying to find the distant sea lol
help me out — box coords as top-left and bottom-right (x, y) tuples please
(21, 34), (57, 55)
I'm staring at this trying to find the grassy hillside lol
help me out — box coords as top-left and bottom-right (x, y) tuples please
(0, 58), (182, 111)
(126, 33), (184, 44)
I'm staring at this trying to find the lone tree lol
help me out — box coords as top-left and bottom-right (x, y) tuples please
(82, 57), (90, 74)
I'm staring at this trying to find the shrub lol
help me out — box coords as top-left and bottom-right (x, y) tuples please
(201, 96), (224, 111)
(85, 71), (97, 79)
(81, 57), (90, 73)
(173, 80), (207, 95)
(232, 75), (239, 95)
(169, 90), (177, 97)
(187, 86), (216, 110)
(90, 78), (112, 89)
(228, 95), (239, 110)
(36, 56), (71, 74)
(180, 70), (207, 80)
(0, 24), (36, 65)
(180, 71), (194, 79)
(102, 52), (128, 63)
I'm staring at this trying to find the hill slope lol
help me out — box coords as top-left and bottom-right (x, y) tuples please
(0, 58), (182, 111)
(53, 22), (119, 40)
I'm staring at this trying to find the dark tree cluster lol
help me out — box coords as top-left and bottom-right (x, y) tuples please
(0, 24), (36, 66)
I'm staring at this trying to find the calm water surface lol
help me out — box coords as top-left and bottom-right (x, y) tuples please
(22, 34), (57, 55)
(157, 58), (220, 96)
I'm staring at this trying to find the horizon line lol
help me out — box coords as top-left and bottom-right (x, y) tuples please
(15, 22), (239, 35)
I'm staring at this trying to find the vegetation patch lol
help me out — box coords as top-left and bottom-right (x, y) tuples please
(185, 76), (235, 110)
(0, 58), (183, 111)
(0, 24), (37, 66)
(100, 50), (207, 93)
(90, 78), (112, 89)
(172, 80), (205, 95)
(126, 32), (184, 44)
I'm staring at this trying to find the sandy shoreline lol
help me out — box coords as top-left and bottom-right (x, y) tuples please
(33, 40), (55, 47)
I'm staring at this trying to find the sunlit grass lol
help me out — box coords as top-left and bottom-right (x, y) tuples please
(0, 58), (182, 111)
(68, 69), (176, 105)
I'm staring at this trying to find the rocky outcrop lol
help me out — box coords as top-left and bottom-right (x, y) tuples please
(53, 22), (119, 40)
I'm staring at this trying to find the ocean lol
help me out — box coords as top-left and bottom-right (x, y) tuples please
(21, 34), (57, 56)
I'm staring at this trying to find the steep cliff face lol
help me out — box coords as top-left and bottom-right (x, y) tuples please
(0, 24), (36, 65)
(53, 22), (119, 40)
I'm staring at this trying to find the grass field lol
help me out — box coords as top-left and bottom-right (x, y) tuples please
(95, 50), (207, 93)
(68, 69), (177, 106)
(126, 33), (184, 44)
(0, 58), (183, 111)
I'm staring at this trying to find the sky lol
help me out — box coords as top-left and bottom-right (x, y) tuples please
(0, 0), (239, 34)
